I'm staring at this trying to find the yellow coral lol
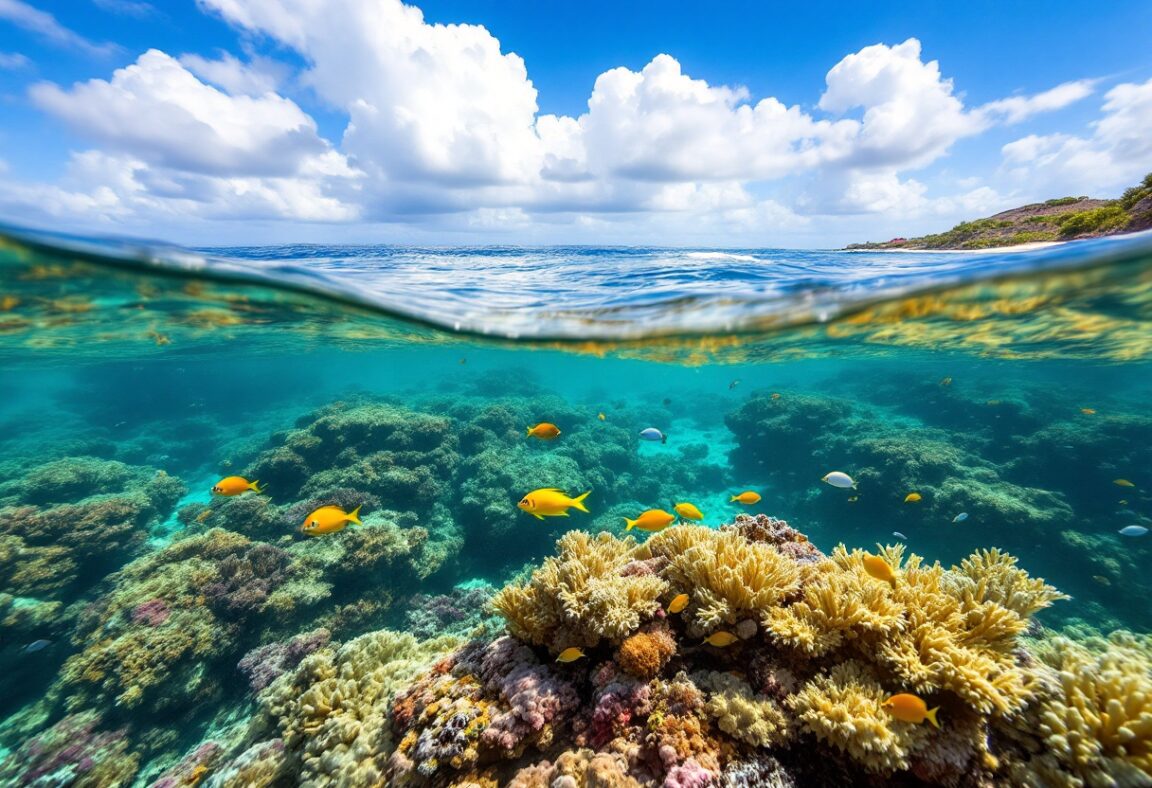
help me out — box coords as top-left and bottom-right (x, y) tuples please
(695, 670), (792, 748)
(492, 531), (667, 650)
(768, 543), (1057, 718)
(764, 557), (904, 655)
(637, 527), (800, 635)
(1025, 631), (1152, 787)
(788, 660), (932, 774)
(616, 625), (677, 680)
(261, 629), (461, 787)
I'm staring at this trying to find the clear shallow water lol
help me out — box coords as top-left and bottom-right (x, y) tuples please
(1, 226), (1151, 786)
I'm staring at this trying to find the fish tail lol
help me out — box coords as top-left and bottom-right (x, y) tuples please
(888, 577), (897, 590)
(526, 426), (533, 436)
(249, 480), (265, 494)
(348, 504), (363, 525)
(624, 517), (636, 531)
(571, 490), (591, 513)
(926, 707), (940, 729)
(661, 434), (667, 444)
(852, 481), (858, 489)
(729, 495), (738, 502)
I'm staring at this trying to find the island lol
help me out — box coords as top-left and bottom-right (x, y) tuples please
(847, 172), (1152, 250)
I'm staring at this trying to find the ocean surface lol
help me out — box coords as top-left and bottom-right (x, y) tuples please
(1, 225), (1150, 786)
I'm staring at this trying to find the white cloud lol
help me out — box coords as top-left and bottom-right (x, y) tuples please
(0, 0), (118, 56)
(0, 51), (29, 69)
(30, 49), (346, 177)
(980, 79), (1096, 124)
(7, 0), (1118, 243)
(200, 0), (544, 186)
(1000, 77), (1152, 195)
(818, 39), (983, 168)
(179, 50), (290, 96)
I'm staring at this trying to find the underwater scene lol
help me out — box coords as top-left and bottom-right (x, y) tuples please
(1, 227), (1151, 788)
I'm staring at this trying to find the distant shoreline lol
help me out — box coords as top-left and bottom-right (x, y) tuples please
(847, 240), (1068, 254)
(845, 174), (1152, 251)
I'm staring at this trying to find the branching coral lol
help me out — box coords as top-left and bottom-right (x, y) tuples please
(788, 660), (932, 774)
(492, 530), (667, 652)
(0, 711), (139, 787)
(637, 526), (800, 636)
(1014, 631), (1152, 787)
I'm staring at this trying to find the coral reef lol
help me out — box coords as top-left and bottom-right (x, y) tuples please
(238, 628), (331, 693)
(1002, 630), (1152, 787)
(404, 582), (501, 640)
(492, 530), (668, 652)
(0, 711), (139, 787)
(386, 516), (1083, 785)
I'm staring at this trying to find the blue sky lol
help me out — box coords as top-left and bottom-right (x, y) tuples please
(1, 0), (1150, 246)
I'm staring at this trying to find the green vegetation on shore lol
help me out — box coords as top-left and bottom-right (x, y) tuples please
(848, 172), (1152, 250)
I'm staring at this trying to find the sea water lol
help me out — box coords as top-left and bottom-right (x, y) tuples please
(0, 226), (1150, 785)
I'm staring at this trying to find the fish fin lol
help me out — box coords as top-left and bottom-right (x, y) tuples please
(249, 480), (265, 494)
(571, 490), (591, 513)
(888, 577), (897, 590)
(926, 707), (940, 729)
(558, 511), (569, 517)
(661, 434), (667, 444)
(729, 495), (738, 502)
(532, 513), (545, 521)
(348, 505), (363, 525)
(625, 518), (636, 531)
(852, 482), (858, 489)
(526, 427), (533, 436)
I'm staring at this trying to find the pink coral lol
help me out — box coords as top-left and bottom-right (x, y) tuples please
(663, 758), (717, 788)
(130, 598), (170, 627)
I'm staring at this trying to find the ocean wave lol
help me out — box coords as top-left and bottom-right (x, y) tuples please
(1, 224), (1151, 341)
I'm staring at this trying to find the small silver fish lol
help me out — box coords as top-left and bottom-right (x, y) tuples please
(22, 639), (51, 654)
(892, 531), (907, 540)
(1119, 525), (1148, 537)
(952, 513), (969, 523)
(639, 428), (666, 444)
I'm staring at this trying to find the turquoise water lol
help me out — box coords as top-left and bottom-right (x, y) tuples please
(1, 227), (1151, 786)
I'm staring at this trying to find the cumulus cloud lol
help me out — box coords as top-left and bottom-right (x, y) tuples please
(30, 49), (347, 177)
(0, 0), (118, 56)
(200, 0), (543, 185)
(8, 0), (1118, 241)
(1001, 77), (1152, 195)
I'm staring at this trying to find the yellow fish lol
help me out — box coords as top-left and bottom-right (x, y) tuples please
(1114, 479), (1136, 487)
(703, 631), (739, 647)
(731, 491), (761, 505)
(598, 412), (606, 421)
(211, 476), (264, 496)
(1081, 408), (1096, 415)
(668, 593), (689, 614)
(195, 509), (213, 523)
(625, 509), (677, 532)
(518, 488), (591, 520)
(556, 647), (586, 663)
(904, 492), (922, 503)
(301, 504), (362, 536)
(674, 502), (704, 521)
(883, 693), (940, 728)
(863, 554), (897, 589)
(527, 422), (562, 440)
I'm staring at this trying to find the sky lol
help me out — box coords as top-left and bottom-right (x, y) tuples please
(0, 0), (1150, 247)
